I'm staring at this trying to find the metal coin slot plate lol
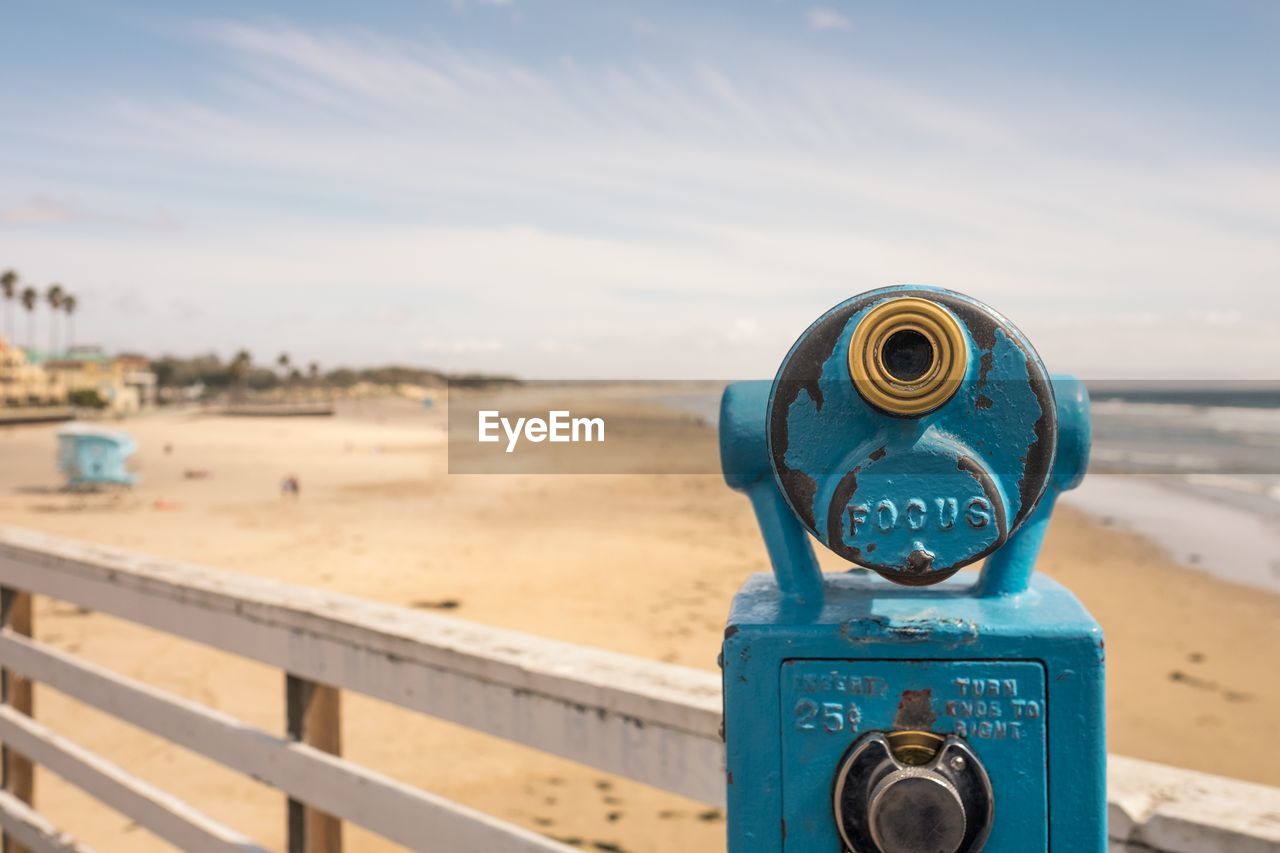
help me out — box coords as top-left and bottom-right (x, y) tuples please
(780, 660), (1047, 852)
(833, 732), (991, 853)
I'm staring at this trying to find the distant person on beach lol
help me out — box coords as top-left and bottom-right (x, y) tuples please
(280, 475), (300, 499)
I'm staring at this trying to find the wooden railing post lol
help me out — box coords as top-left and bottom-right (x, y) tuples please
(1, 588), (34, 853)
(286, 675), (342, 853)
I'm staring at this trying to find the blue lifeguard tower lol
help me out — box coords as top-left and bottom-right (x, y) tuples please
(56, 425), (138, 490)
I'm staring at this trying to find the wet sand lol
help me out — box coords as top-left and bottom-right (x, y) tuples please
(0, 396), (1276, 851)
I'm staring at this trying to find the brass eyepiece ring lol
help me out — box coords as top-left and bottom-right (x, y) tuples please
(848, 297), (967, 416)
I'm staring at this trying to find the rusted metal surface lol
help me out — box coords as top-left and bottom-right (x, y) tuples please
(764, 286), (1058, 586)
(721, 287), (1101, 851)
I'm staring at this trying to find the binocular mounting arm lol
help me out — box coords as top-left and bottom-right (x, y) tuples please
(720, 375), (1090, 606)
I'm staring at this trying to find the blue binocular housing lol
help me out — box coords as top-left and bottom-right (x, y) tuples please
(719, 286), (1104, 852)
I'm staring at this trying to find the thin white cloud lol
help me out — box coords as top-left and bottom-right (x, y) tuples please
(1, 196), (76, 225)
(1, 195), (179, 230)
(421, 337), (505, 354)
(2, 18), (1277, 378)
(806, 7), (851, 32)
(451, 0), (513, 8)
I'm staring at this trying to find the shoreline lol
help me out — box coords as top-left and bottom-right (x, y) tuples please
(1063, 474), (1280, 595)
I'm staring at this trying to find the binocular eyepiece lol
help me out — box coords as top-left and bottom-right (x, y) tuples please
(766, 286), (1059, 586)
(848, 296), (969, 416)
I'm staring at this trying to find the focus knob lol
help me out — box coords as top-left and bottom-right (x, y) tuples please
(868, 768), (966, 853)
(834, 732), (992, 853)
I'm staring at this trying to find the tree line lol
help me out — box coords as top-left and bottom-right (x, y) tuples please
(0, 269), (79, 353)
(152, 352), (516, 398)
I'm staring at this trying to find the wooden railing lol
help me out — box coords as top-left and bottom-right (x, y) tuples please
(0, 526), (1276, 852)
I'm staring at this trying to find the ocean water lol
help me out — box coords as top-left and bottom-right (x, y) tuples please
(661, 388), (1280, 594)
(1089, 400), (1280, 514)
(1068, 400), (1280, 593)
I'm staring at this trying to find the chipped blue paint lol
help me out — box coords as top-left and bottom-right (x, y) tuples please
(719, 286), (1103, 852)
(766, 287), (1054, 584)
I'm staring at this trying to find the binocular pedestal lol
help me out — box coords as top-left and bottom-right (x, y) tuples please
(722, 572), (1105, 852)
(719, 286), (1106, 851)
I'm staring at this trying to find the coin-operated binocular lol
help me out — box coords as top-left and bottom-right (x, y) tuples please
(719, 286), (1104, 852)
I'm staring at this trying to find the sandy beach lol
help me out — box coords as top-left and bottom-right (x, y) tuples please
(0, 395), (1277, 852)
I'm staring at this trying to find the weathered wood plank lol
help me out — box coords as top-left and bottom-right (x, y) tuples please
(5, 526), (1280, 852)
(0, 632), (574, 853)
(286, 676), (342, 853)
(1108, 754), (1280, 852)
(0, 706), (263, 852)
(0, 528), (725, 804)
(1, 586), (35, 853)
(0, 791), (90, 853)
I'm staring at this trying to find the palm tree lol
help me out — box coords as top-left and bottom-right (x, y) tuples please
(46, 284), (65, 354)
(0, 270), (17, 344)
(277, 353), (293, 397)
(228, 350), (252, 401)
(62, 295), (78, 349)
(308, 361), (320, 384)
(19, 287), (38, 349)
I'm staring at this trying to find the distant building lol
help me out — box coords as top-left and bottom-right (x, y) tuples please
(0, 336), (63, 405)
(1, 341), (157, 413)
(114, 352), (159, 408)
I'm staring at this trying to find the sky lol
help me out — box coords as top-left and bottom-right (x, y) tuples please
(1, 0), (1277, 379)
